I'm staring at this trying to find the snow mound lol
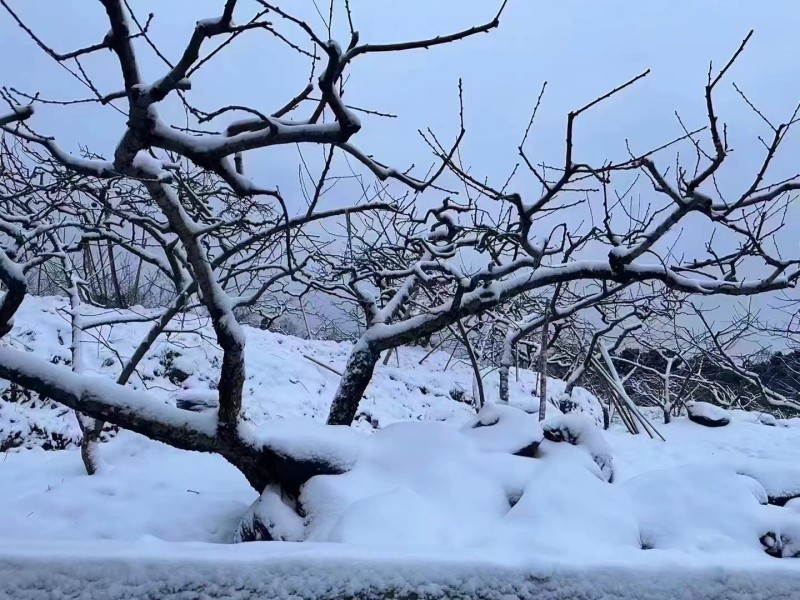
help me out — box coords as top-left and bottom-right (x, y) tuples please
(300, 419), (531, 548)
(230, 408), (800, 563)
(730, 409), (778, 427)
(735, 459), (800, 506)
(542, 412), (614, 482)
(623, 465), (776, 552)
(505, 447), (640, 554)
(461, 402), (543, 456)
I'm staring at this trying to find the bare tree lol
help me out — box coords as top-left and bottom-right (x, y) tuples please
(0, 1), (509, 496)
(676, 304), (800, 414)
(320, 31), (800, 426)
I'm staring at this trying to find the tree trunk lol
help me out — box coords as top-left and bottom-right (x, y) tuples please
(130, 231), (145, 306)
(326, 341), (380, 426)
(499, 364), (510, 404)
(106, 239), (125, 308)
(538, 309), (550, 422)
(499, 337), (515, 405)
(663, 405), (672, 424)
(66, 276), (101, 476)
(456, 321), (485, 410)
(77, 414), (99, 475)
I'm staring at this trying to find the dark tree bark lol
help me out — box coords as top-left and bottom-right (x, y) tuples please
(538, 309), (550, 421)
(498, 364), (510, 404)
(106, 239), (125, 308)
(326, 342), (381, 426)
(457, 320), (486, 411)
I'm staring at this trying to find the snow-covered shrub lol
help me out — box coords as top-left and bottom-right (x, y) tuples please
(557, 387), (605, 428)
(542, 413), (614, 482)
(461, 403), (543, 457)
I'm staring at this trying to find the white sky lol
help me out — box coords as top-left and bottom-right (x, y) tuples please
(1, 0), (799, 324)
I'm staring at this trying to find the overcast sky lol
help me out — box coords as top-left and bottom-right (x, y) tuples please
(4, 1), (800, 181)
(1, 0), (799, 327)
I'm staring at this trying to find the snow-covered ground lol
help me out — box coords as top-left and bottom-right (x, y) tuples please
(2, 296), (800, 599)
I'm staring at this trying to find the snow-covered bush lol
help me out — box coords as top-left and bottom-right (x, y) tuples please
(542, 413), (615, 482)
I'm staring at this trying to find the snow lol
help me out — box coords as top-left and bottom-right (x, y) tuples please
(3, 543), (800, 600)
(0, 296), (480, 449)
(131, 150), (174, 182)
(0, 431), (251, 543)
(623, 464), (772, 553)
(543, 412), (615, 482)
(241, 419), (366, 472)
(734, 460), (800, 505)
(0, 344), (218, 438)
(197, 16), (225, 28)
(3, 297), (800, 597)
(461, 402), (543, 455)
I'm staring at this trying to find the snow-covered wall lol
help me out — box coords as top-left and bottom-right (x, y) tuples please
(2, 543), (800, 600)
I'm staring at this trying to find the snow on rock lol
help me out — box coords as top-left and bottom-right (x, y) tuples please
(461, 402), (543, 457)
(234, 485), (305, 542)
(760, 527), (800, 558)
(734, 459), (800, 506)
(542, 413), (614, 482)
(759, 413), (779, 427)
(687, 400), (731, 427)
